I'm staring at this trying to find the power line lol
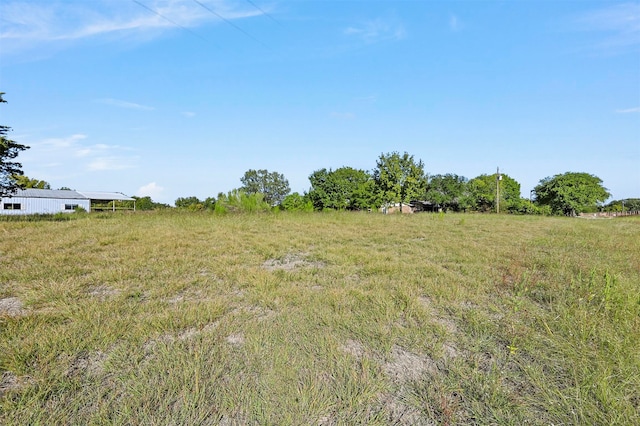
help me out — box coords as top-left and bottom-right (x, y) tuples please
(131, 0), (209, 43)
(244, 0), (282, 26)
(191, 0), (269, 49)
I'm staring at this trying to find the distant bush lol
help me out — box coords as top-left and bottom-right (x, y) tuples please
(215, 189), (271, 214)
(281, 192), (314, 212)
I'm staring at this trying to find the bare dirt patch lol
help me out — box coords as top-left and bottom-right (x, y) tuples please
(339, 339), (366, 359)
(384, 345), (437, 383)
(380, 393), (433, 426)
(0, 372), (20, 397)
(226, 333), (245, 346)
(434, 316), (458, 334)
(87, 285), (119, 300)
(262, 252), (325, 271)
(0, 297), (25, 316)
(65, 351), (107, 378)
(167, 288), (207, 304)
(417, 296), (432, 308)
(442, 342), (459, 359)
(232, 305), (276, 321)
(143, 322), (220, 356)
(417, 296), (458, 334)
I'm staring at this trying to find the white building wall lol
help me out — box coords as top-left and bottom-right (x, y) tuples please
(0, 197), (91, 215)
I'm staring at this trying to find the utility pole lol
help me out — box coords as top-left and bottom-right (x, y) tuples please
(496, 167), (502, 214)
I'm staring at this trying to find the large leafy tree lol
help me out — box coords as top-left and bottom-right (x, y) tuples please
(373, 151), (427, 211)
(308, 167), (376, 210)
(467, 173), (522, 213)
(1, 93), (29, 197)
(13, 175), (50, 189)
(240, 169), (290, 206)
(424, 173), (470, 212)
(534, 172), (610, 216)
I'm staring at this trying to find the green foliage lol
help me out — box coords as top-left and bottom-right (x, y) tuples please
(467, 173), (521, 213)
(534, 172), (610, 216)
(175, 196), (205, 210)
(373, 151), (427, 209)
(12, 175), (50, 189)
(131, 196), (171, 211)
(215, 189), (271, 214)
(240, 169), (291, 206)
(512, 198), (551, 215)
(280, 192), (314, 211)
(605, 198), (640, 212)
(0, 93), (30, 197)
(308, 167), (377, 210)
(424, 174), (470, 212)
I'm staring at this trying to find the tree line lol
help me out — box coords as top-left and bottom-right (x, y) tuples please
(0, 93), (633, 216)
(172, 152), (627, 216)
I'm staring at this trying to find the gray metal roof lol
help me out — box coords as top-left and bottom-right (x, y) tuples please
(3, 189), (134, 201)
(77, 191), (134, 201)
(7, 188), (86, 199)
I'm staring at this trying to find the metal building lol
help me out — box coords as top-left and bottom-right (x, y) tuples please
(0, 189), (134, 215)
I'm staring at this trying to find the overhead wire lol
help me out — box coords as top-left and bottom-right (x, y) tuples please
(191, 0), (270, 49)
(244, 0), (282, 26)
(131, 0), (211, 44)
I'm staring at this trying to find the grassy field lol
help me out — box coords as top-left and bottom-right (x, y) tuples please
(1, 211), (638, 425)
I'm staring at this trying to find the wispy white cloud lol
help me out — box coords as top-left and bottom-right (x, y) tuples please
(24, 133), (139, 173)
(0, 0), (264, 57)
(344, 18), (406, 44)
(40, 133), (88, 149)
(181, 111), (196, 117)
(87, 156), (136, 171)
(575, 2), (640, 53)
(96, 98), (155, 111)
(75, 143), (133, 158)
(616, 107), (640, 113)
(137, 182), (165, 198)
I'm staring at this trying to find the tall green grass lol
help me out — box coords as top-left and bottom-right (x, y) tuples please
(1, 211), (638, 424)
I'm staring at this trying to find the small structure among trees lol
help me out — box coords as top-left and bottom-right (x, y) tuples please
(0, 189), (135, 215)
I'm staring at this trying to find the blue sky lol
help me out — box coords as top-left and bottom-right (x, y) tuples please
(1, 0), (638, 204)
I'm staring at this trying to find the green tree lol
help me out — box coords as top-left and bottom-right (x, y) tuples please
(215, 189), (271, 214)
(240, 169), (290, 206)
(130, 196), (170, 210)
(534, 172), (610, 216)
(605, 198), (640, 212)
(175, 196), (204, 210)
(13, 175), (50, 189)
(308, 167), (376, 210)
(424, 174), (470, 212)
(280, 192), (314, 211)
(467, 173), (522, 213)
(373, 151), (427, 212)
(1, 93), (30, 197)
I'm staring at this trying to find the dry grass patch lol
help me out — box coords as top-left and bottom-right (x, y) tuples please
(0, 212), (638, 424)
